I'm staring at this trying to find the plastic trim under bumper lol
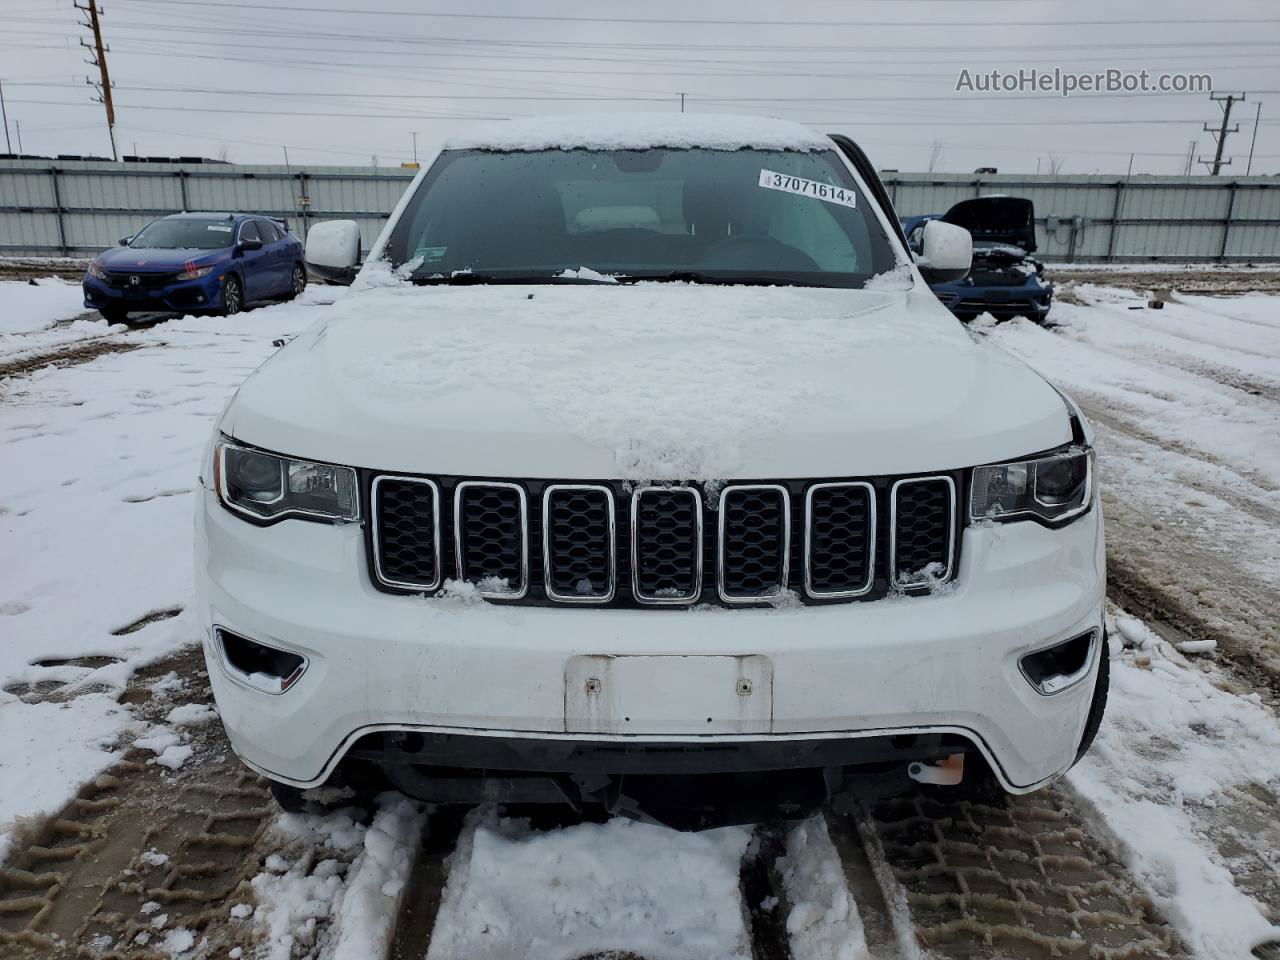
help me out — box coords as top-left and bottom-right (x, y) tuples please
(223, 716), (1084, 797)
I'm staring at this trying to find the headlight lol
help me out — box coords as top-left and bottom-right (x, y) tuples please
(215, 441), (358, 523)
(970, 446), (1093, 525)
(178, 264), (215, 280)
(87, 261), (108, 280)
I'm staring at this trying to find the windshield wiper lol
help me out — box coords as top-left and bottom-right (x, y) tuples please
(626, 270), (832, 288)
(408, 271), (612, 286)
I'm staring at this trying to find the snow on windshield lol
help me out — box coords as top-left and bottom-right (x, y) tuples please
(446, 112), (832, 153)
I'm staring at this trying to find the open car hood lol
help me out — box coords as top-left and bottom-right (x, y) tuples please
(943, 196), (1036, 254)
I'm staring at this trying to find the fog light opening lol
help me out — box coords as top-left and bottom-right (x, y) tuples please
(1020, 630), (1096, 696)
(217, 627), (306, 694)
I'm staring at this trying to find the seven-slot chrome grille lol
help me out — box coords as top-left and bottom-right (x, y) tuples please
(368, 474), (958, 606)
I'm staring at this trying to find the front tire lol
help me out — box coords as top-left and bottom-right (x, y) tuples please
(283, 263), (306, 301)
(220, 273), (244, 316)
(268, 780), (308, 814)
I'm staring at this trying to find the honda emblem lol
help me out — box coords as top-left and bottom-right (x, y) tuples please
(129, 275), (140, 286)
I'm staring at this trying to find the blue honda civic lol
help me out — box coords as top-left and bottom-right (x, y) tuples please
(83, 212), (306, 323)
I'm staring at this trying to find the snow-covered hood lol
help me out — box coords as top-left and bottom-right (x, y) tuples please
(222, 280), (1071, 479)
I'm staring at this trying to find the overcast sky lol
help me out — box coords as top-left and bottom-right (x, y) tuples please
(2, 0), (1278, 174)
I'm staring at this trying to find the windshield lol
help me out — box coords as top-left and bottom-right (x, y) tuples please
(384, 148), (899, 287)
(130, 218), (236, 250)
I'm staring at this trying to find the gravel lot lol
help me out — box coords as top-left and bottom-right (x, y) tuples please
(0, 272), (1277, 959)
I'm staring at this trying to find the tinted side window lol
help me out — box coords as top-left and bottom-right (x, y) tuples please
(238, 220), (261, 243)
(257, 220), (280, 242)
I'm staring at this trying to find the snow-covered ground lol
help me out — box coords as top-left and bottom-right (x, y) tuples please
(0, 288), (329, 861)
(1, 278), (1278, 959)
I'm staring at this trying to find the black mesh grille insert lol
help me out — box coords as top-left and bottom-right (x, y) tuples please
(545, 487), (612, 600)
(633, 489), (700, 601)
(720, 487), (787, 599)
(806, 484), (873, 596)
(457, 484), (525, 591)
(374, 479), (439, 588)
(892, 478), (954, 584)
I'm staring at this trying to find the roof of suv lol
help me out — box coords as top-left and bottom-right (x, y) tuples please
(446, 112), (833, 153)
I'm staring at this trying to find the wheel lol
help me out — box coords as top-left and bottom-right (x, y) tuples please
(1074, 634), (1110, 764)
(268, 780), (308, 813)
(100, 307), (128, 325)
(282, 263), (306, 301)
(220, 273), (244, 316)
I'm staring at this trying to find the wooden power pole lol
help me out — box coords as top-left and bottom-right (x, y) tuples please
(76, 1), (117, 161)
(1200, 92), (1244, 176)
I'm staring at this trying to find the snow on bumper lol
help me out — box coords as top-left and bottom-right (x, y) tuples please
(194, 489), (1104, 792)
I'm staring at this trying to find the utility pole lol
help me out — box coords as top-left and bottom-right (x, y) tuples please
(76, 0), (117, 161)
(411, 131), (418, 163)
(1247, 101), (1262, 175)
(14, 120), (22, 155)
(679, 92), (685, 113)
(1184, 139), (1197, 176)
(0, 80), (11, 154)
(1199, 92), (1244, 176)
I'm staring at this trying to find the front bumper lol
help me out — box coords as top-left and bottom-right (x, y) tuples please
(934, 282), (1053, 321)
(195, 488), (1105, 793)
(83, 272), (225, 313)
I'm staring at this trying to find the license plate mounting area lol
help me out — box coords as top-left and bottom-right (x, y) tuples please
(564, 654), (773, 735)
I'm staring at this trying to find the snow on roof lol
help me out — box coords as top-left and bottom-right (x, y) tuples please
(445, 113), (833, 153)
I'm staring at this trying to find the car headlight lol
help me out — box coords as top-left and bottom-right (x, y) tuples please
(178, 264), (215, 280)
(87, 261), (108, 280)
(970, 446), (1093, 525)
(215, 440), (359, 523)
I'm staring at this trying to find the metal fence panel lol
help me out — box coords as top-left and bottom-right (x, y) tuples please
(882, 173), (1280, 261)
(1, 160), (1277, 261)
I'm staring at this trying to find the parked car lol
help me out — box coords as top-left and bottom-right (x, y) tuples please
(83, 212), (306, 323)
(195, 116), (1105, 824)
(904, 196), (1053, 323)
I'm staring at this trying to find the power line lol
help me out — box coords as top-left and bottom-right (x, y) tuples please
(112, 0), (1280, 30)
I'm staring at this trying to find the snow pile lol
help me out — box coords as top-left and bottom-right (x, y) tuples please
(447, 112), (832, 153)
(427, 814), (753, 960)
(779, 817), (869, 960)
(248, 794), (425, 960)
(330, 794), (427, 960)
(164, 702), (218, 727)
(1069, 621), (1280, 958)
(0, 277), (86, 334)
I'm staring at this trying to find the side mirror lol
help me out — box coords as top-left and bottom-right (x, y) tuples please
(118, 236), (132, 246)
(917, 220), (972, 284)
(305, 220), (361, 285)
(238, 237), (264, 252)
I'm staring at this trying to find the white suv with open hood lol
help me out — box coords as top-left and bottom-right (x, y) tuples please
(195, 115), (1106, 823)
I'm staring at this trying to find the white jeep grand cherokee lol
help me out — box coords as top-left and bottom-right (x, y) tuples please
(195, 115), (1106, 821)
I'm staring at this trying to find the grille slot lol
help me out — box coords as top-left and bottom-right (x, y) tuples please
(372, 476), (441, 591)
(804, 482), (875, 598)
(631, 487), (702, 604)
(454, 481), (529, 598)
(718, 485), (789, 603)
(543, 484), (615, 603)
(890, 477), (956, 587)
(105, 271), (177, 289)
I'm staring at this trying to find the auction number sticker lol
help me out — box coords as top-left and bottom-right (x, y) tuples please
(758, 170), (856, 208)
